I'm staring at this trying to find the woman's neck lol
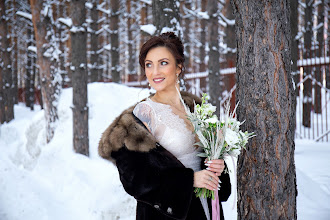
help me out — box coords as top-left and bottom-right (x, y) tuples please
(152, 85), (182, 106)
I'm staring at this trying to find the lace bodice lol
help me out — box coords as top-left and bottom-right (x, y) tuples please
(133, 98), (210, 220)
(133, 98), (202, 171)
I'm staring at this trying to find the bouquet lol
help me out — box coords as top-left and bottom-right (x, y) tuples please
(184, 94), (255, 199)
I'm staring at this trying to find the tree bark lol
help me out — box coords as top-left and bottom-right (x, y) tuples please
(71, 0), (89, 156)
(30, 0), (61, 142)
(110, 0), (120, 82)
(314, 0), (324, 114)
(152, 0), (181, 36)
(290, 0), (299, 97)
(0, 0), (14, 123)
(90, 0), (99, 82)
(25, 27), (35, 110)
(232, 1), (297, 219)
(326, 0), (330, 89)
(199, 0), (207, 73)
(303, 0), (313, 127)
(207, 0), (221, 116)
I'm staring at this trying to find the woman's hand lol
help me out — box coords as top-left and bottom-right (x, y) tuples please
(194, 170), (220, 191)
(205, 159), (225, 176)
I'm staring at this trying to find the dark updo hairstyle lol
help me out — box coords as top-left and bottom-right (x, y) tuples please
(139, 32), (185, 75)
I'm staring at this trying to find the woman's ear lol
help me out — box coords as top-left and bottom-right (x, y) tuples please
(176, 64), (182, 75)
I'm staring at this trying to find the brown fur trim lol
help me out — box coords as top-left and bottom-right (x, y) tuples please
(98, 92), (202, 162)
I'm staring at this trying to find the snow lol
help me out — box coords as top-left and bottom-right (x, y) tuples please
(140, 24), (156, 36)
(16, 11), (32, 20)
(0, 82), (330, 220)
(58, 18), (72, 28)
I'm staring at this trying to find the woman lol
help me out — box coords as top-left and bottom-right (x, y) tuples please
(98, 32), (231, 220)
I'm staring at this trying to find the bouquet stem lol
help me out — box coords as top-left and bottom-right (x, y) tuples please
(194, 187), (215, 200)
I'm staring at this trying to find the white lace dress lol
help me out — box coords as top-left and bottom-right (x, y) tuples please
(133, 98), (210, 220)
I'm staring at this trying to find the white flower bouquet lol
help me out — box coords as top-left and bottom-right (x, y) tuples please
(185, 94), (255, 199)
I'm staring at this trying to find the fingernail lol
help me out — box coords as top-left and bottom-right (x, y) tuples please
(207, 161), (213, 164)
(218, 183), (220, 187)
(206, 167), (210, 170)
(217, 187), (220, 190)
(218, 179), (221, 183)
(205, 163), (210, 166)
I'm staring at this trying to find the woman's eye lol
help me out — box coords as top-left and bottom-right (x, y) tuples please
(161, 61), (168, 65)
(145, 63), (151, 68)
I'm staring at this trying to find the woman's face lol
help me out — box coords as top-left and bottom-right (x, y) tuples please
(144, 46), (181, 92)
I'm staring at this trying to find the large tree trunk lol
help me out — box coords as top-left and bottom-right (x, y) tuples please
(290, 0), (299, 97)
(232, 1), (297, 219)
(110, 0), (120, 82)
(207, 0), (221, 116)
(152, 0), (181, 36)
(314, 0), (324, 114)
(90, 0), (99, 82)
(303, 0), (313, 128)
(0, 0), (14, 124)
(30, 0), (61, 142)
(71, 0), (89, 156)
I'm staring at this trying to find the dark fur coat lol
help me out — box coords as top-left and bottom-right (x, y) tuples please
(98, 92), (231, 220)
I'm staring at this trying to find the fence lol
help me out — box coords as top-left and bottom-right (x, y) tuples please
(124, 59), (330, 142)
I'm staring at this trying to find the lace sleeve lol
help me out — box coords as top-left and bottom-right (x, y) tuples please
(133, 102), (157, 134)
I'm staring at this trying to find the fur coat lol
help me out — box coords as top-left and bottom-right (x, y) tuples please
(98, 92), (231, 220)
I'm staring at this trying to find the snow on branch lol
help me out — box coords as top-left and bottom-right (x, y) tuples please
(141, 24), (156, 35)
(219, 13), (235, 26)
(139, 0), (152, 5)
(58, 18), (72, 27)
(16, 11), (32, 20)
(182, 5), (209, 19)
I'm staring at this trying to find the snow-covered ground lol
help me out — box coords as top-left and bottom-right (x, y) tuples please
(0, 82), (329, 220)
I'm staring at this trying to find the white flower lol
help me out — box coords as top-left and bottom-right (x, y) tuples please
(205, 115), (218, 124)
(225, 128), (240, 146)
(204, 103), (216, 116)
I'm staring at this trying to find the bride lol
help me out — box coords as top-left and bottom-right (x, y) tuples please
(98, 32), (231, 220)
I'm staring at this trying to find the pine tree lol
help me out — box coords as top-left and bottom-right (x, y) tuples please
(0, 0), (14, 123)
(30, 0), (62, 142)
(71, 0), (89, 156)
(232, 0), (297, 218)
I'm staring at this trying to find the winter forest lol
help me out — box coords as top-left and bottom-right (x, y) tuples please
(0, 0), (330, 220)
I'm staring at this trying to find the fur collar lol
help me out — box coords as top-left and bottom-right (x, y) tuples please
(98, 91), (201, 162)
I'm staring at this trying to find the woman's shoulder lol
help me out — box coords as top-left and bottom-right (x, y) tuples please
(98, 102), (158, 163)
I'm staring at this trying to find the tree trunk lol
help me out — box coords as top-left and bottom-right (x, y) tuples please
(200, 0), (207, 73)
(326, 0), (330, 89)
(303, 0), (313, 128)
(11, 0), (18, 105)
(0, 0), (14, 124)
(71, 0), (89, 156)
(26, 27), (35, 110)
(232, 1), (297, 219)
(30, 0), (61, 142)
(110, 0), (120, 82)
(207, 0), (221, 116)
(90, 0), (99, 82)
(183, 0), (192, 73)
(152, 0), (181, 36)
(314, 0), (324, 114)
(290, 0), (299, 97)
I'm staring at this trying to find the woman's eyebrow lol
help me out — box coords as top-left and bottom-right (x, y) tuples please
(158, 58), (170, 62)
(145, 58), (170, 63)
